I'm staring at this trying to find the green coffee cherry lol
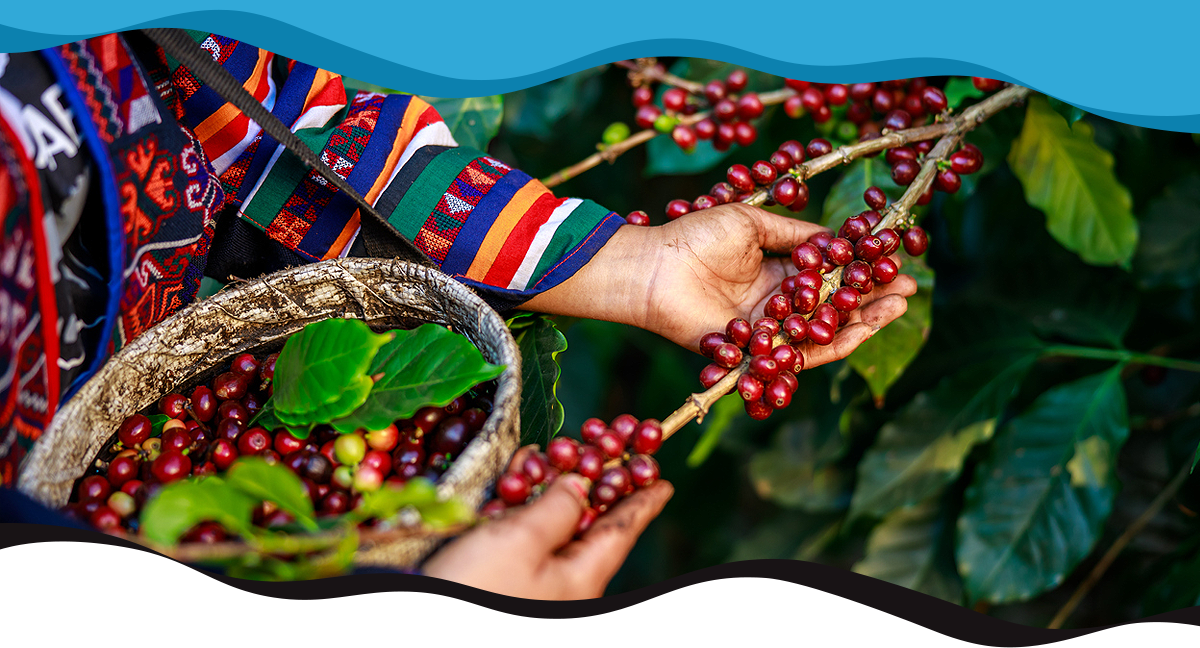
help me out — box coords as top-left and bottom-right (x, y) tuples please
(653, 114), (678, 134)
(602, 122), (631, 145)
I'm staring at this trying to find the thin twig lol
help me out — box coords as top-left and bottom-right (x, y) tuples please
(661, 85), (1030, 441)
(615, 60), (704, 95)
(1047, 461), (1193, 629)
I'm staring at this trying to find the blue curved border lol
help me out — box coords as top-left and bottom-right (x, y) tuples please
(2, 7), (1199, 131)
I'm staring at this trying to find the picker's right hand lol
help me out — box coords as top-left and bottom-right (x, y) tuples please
(421, 447), (673, 600)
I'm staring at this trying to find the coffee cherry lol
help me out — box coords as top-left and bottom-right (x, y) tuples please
(884, 110), (912, 131)
(634, 104), (661, 129)
(737, 93), (764, 120)
(625, 210), (651, 226)
(749, 355), (780, 383)
(151, 451), (191, 484)
(744, 399), (773, 420)
(433, 418), (472, 455)
(903, 226), (929, 255)
(891, 160), (920, 185)
(576, 445), (605, 481)
(935, 169), (961, 193)
(238, 428), (271, 456)
(844, 260), (873, 291)
(89, 506), (122, 531)
(547, 437), (581, 472)
(813, 303), (839, 329)
(840, 216), (871, 242)
(863, 186), (888, 211)
(815, 103), (833, 122)
(771, 344), (802, 374)
(600, 466), (634, 497)
(595, 431), (625, 459)
(714, 123), (736, 150)
(832, 286), (862, 312)
(872, 88), (895, 113)
(591, 483), (621, 511)
(748, 330), (774, 357)
(353, 464), (384, 492)
(106, 456), (139, 488)
(806, 138), (833, 158)
(734, 122), (757, 147)
(672, 125), (697, 151)
(720, 320), (751, 350)
(820, 238), (851, 266)
(631, 419), (663, 455)
(725, 69), (749, 92)
(665, 199), (691, 220)
(632, 85), (653, 107)
(334, 434), (367, 465)
(213, 372), (248, 401)
(365, 424), (400, 452)
(782, 315), (808, 342)
(581, 417), (607, 444)
(211, 439), (238, 471)
(628, 455), (660, 488)
(771, 176), (801, 207)
(921, 87), (948, 113)
(158, 393), (188, 420)
(765, 377), (794, 409)
(871, 257), (899, 284)
(873, 228), (899, 256)
(753, 317), (781, 337)
(611, 414), (639, 444)
(855, 235), (885, 262)
(764, 294), (793, 320)
(107, 491), (137, 519)
(161, 429), (192, 453)
(662, 88), (688, 112)
(274, 429), (306, 456)
(807, 320), (835, 345)
(795, 268), (823, 291)
(231, 353), (260, 378)
(917, 183), (935, 206)
(848, 82), (874, 101)
(972, 77), (1003, 92)
(118, 414), (152, 448)
(793, 286), (820, 314)
(714, 343), (744, 369)
(216, 401), (248, 423)
(78, 475), (111, 503)
(216, 419), (244, 444)
(885, 146), (916, 166)
(699, 364), (730, 388)
(749, 160), (777, 186)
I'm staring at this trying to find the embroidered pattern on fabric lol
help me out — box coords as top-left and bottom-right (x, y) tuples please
(415, 157), (506, 263)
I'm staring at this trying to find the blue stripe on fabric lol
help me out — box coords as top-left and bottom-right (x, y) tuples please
(232, 62), (317, 205)
(41, 48), (125, 401)
(180, 40), (261, 120)
(439, 168), (527, 277)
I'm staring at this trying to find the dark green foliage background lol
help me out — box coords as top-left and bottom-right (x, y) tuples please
(426, 62), (1200, 626)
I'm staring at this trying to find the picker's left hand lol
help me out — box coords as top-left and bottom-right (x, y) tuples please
(523, 203), (917, 365)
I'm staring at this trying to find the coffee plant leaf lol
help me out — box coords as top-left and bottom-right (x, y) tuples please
(849, 353), (1037, 520)
(354, 478), (438, 520)
(423, 95), (504, 151)
(749, 419), (852, 512)
(1134, 174), (1200, 290)
(503, 67), (605, 139)
(1046, 96), (1087, 127)
(944, 77), (984, 109)
(148, 413), (170, 436)
(853, 496), (964, 604)
(273, 319), (391, 423)
(331, 324), (505, 433)
(248, 399), (313, 440)
(1008, 96), (1138, 267)
(225, 458), (317, 530)
(513, 315), (568, 445)
(957, 368), (1129, 604)
(1143, 548), (1200, 616)
(821, 158), (905, 230)
(847, 252), (934, 401)
(140, 477), (256, 546)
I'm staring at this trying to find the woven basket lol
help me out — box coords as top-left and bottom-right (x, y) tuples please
(16, 258), (522, 568)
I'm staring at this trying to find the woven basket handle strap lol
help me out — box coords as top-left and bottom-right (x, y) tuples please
(142, 28), (435, 267)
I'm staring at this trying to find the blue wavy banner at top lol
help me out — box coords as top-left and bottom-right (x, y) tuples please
(2, 2), (1199, 131)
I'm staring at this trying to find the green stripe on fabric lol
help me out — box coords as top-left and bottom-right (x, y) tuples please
(241, 125), (339, 229)
(529, 200), (611, 283)
(388, 148), (480, 241)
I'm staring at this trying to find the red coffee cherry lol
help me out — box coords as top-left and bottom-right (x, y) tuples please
(891, 160), (920, 185)
(778, 140), (805, 165)
(753, 318), (781, 337)
(744, 399), (773, 420)
(631, 419), (663, 455)
(749, 355), (780, 383)
(726, 69), (749, 92)
(792, 286), (820, 314)
(872, 257), (899, 284)
(791, 242), (823, 271)
(921, 87), (948, 113)
(748, 330), (774, 357)
(827, 237), (855, 265)
(903, 226), (929, 256)
(750, 160), (777, 186)
(700, 331), (731, 356)
(714, 343), (744, 369)
(726, 164), (754, 192)
(807, 320), (835, 345)
(855, 235), (885, 262)
(699, 363), (730, 388)
(737, 93), (764, 120)
(876, 228), (901, 256)
(781, 315), (808, 342)
(772, 176), (801, 207)
(832, 287), (862, 312)
(863, 186), (887, 210)
(726, 318), (753, 348)
(665, 199), (691, 220)
(935, 169), (962, 193)
(547, 437), (582, 472)
(806, 138), (833, 158)
(738, 374), (764, 402)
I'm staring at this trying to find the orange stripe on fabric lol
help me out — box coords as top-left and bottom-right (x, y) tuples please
(324, 210), (361, 260)
(482, 193), (562, 287)
(193, 49), (271, 141)
(364, 100), (424, 204)
(303, 70), (344, 112)
(465, 179), (549, 281)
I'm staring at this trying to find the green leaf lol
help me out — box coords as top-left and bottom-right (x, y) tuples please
(686, 393), (744, 467)
(645, 136), (732, 177)
(503, 67), (606, 139)
(1134, 174), (1200, 290)
(1008, 96), (1138, 267)
(331, 324), (504, 433)
(944, 77), (984, 109)
(140, 478), (256, 546)
(853, 497), (964, 604)
(1143, 549), (1200, 615)
(821, 158), (905, 230)
(514, 315), (568, 445)
(846, 253), (935, 401)
(1046, 96), (1087, 126)
(850, 354), (1036, 520)
(956, 368), (1130, 604)
(148, 414), (170, 436)
(273, 319), (392, 425)
(422, 96), (504, 151)
(354, 479), (474, 528)
(749, 419), (851, 512)
(225, 458), (317, 530)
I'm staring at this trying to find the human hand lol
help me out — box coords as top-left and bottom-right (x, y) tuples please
(421, 447), (673, 600)
(523, 203), (917, 366)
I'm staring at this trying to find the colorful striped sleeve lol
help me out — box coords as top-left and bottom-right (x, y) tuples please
(166, 33), (624, 311)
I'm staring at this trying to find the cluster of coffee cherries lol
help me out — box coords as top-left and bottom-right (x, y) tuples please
(64, 350), (495, 541)
(887, 140), (986, 206)
(481, 415), (664, 535)
(696, 185), (929, 420)
(628, 67), (768, 153)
